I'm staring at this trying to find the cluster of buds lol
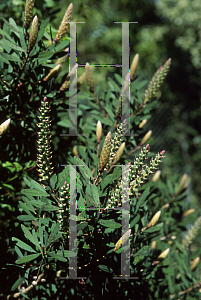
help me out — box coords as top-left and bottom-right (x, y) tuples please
(143, 58), (171, 103)
(85, 62), (94, 92)
(36, 97), (54, 182)
(58, 181), (70, 233)
(53, 3), (73, 43)
(28, 15), (38, 52)
(105, 120), (127, 170)
(98, 132), (112, 171)
(130, 149), (165, 195)
(24, 0), (35, 30)
(182, 216), (201, 249)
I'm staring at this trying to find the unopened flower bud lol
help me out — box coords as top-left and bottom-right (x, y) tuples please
(147, 211), (161, 228)
(112, 142), (125, 165)
(161, 203), (169, 210)
(24, 0), (35, 29)
(43, 64), (62, 82)
(190, 257), (200, 271)
(73, 146), (79, 157)
(0, 118), (11, 135)
(140, 130), (152, 146)
(114, 229), (131, 252)
(158, 248), (170, 261)
(124, 53), (139, 85)
(152, 170), (161, 182)
(176, 174), (188, 195)
(151, 240), (156, 250)
(182, 209), (195, 218)
(96, 121), (102, 144)
(139, 119), (147, 128)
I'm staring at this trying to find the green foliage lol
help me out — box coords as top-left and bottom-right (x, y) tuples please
(0, 1), (201, 299)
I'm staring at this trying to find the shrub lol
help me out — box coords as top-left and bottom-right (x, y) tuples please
(0, 1), (200, 299)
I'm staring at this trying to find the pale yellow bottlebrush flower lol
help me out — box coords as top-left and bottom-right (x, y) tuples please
(28, 15), (38, 51)
(54, 3), (73, 43)
(24, 0), (35, 29)
(98, 132), (111, 171)
(85, 62), (94, 92)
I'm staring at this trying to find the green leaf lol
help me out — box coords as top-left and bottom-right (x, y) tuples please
(86, 184), (100, 208)
(0, 16), (20, 33)
(0, 51), (21, 63)
(56, 166), (70, 190)
(130, 215), (140, 228)
(17, 215), (36, 221)
(77, 222), (88, 231)
(98, 265), (112, 273)
(74, 157), (93, 183)
(30, 200), (58, 211)
(100, 174), (113, 190)
(37, 50), (54, 64)
(21, 196), (35, 212)
(1, 39), (26, 52)
(77, 210), (87, 221)
(50, 174), (57, 189)
(98, 219), (121, 229)
(21, 188), (48, 197)
(47, 251), (67, 262)
(12, 237), (37, 253)
(19, 201), (35, 215)
(37, 18), (50, 42)
(135, 187), (150, 213)
(11, 276), (25, 291)
(23, 177), (32, 187)
(54, 40), (69, 52)
(16, 253), (41, 264)
(112, 167), (122, 181)
(57, 250), (77, 257)
(47, 222), (60, 247)
(21, 225), (41, 251)
(145, 223), (163, 233)
(30, 180), (48, 192)
(15, 246), (23, 258)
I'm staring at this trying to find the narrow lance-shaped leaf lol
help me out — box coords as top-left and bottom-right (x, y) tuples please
(21, 224), (41, 250)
